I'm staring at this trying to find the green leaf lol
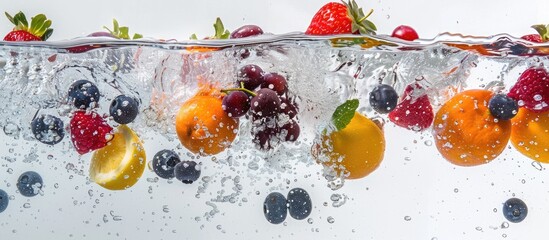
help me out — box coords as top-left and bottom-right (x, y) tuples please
(118, 26), (130, 39)
(14, 12), (28, 27)
(190, 34), (198, 40)
(5, 12), (15, 25)
(113, 19), (119, 33)
(331, 99), (359, 131)
(532, 24), (549, 42)
(42, 28), (53, 40)
(132, 33), (143, 39)
(30, 14), (46, 30)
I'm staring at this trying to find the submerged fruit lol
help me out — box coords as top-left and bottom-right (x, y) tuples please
(287, 188), (312, 220)
(152, 149), (181, 179)
(433, 89), (512, 166)
(174, 161), (201, 184)
(17, 171), (43, 197)
(503, 198), (528, 223)
(314, 112), (385, 179)
(89, 125), (146, 190)
(175, 86), (239, 155)
(31, 114), (65, 145)
(510, 108), (549, 163)
(263, 192), (287, 224)
(0, 189), (8, 213)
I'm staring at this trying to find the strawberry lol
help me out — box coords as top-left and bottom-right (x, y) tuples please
(70, 110), (114, 154)
(520, 34), (542, 43)
(3, 12), (53, 41)
(520, 24), (548, 43)
(388, 84), (434, 131)
(305, 0), (376, 35)
(508, 67), (549, 112)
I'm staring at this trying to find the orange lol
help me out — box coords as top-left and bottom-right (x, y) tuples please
(433, 89), (511, 166)
(510, 108), (549, 163)
(175, 85), (239, 156)
(313, 112), (385, 179)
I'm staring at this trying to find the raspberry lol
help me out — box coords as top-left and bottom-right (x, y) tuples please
(508, 67), (549, 112)
(70, 110), (113, 154)
(388, 84), (434, 131)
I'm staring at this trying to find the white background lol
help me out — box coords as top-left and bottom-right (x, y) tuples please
(0, 0), (548, 40)
(1, 1), (549, 240)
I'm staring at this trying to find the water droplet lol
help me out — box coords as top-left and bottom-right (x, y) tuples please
(307, 218), (314, 224)
(404, 216), (412, 221)
(454, 188), (459, 193)
(327, 216), (335, 224)
(424, 140), (433, 146)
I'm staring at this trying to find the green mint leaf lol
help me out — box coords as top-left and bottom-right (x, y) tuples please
(189, 34), (198, 40)
(132, 33), (143, 39)
(332, 99), (359, 131)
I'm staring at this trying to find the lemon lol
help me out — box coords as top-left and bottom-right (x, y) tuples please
(314, 112), (385, 179)
(90, 125), (146, 190)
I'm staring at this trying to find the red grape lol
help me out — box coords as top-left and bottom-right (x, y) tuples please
(253, 127), (279, 150)
(279, 97), (298, 119)
(230, 25), (264, 39)
(261, 73), (288, 96)
(280, 120), (300, 142)
(222, 91), (250, 118)
(391, 25), (419, 41)
(251, 89), (281, 118)
(237, 65), (264, 90)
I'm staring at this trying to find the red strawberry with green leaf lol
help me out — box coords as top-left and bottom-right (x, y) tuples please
(305, 0), (376, 35)
(520, 24), (548, 43)
(388, 84), (434, 131)
(4, 11), (53, 41)
(70, 110), (114, 154)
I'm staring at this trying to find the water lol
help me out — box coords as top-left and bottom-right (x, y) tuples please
(0, 34), (548, 239)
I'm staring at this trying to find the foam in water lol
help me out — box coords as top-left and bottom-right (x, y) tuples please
(0, 34), (548, 239)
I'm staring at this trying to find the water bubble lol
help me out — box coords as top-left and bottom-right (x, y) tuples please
(3, 122), (20, 137)
(424, 140), (433, 146)
(501, 222), (509, 229)
(307, 218), (314, 224)
(531, 161), (544, 171)
(454, 188), (459, 193)
(404, 216), (412, 221)
(327, 216), (335, 224)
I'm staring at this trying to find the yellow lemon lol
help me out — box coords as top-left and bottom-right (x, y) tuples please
(511, 108), (549, 163)
(314, 112), (385, 179)
(90, 125), (146, 190)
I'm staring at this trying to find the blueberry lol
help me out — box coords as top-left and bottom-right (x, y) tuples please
(287, 188), (312, 220)
(489, 94), (518, 120)
(263, 192), (287, 224)
(503, 198), (528, 223)
(110, 95), (139, 124)
(152, 150), (181, 179)
(0, 189), (8, 213)
(31, 114), (64, 145)
(369, 84), (399, 114)
(17, 171), (43, 197)
(174, 161), (201, 184)
(67, 80), (100, 109)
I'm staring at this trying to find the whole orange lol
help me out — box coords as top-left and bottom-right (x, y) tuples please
(510, 108), (549, 163)
(433, 89), (511, 166)
(175, 88), (239, 156)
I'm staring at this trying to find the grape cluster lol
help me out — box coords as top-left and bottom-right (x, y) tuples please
(222, 64), (300, 150)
